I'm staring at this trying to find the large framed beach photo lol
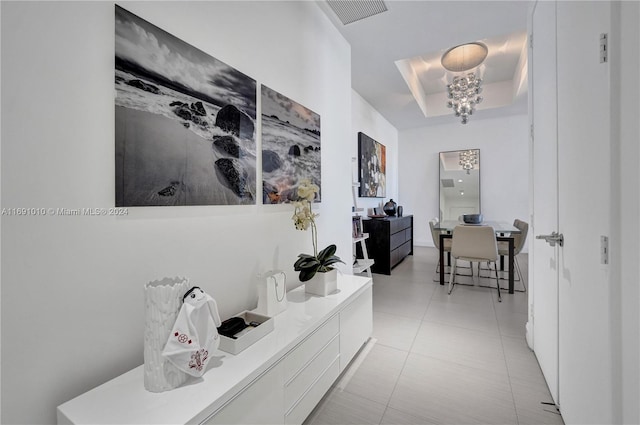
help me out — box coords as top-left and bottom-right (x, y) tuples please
(115, 6), (257, 206)
(358, 132), (386, 198)
(261, 85), (321, 204)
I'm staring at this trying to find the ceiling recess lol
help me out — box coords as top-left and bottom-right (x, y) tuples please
(326, 0), (388, 25)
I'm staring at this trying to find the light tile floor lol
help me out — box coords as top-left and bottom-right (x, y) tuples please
(304, 246), (564, 425)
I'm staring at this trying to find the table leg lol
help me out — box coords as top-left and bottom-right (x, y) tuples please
(439, 234), (445, 286)
(509, 238), (515, 294)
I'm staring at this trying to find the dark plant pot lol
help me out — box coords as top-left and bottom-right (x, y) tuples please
(383, 199), (397, 216)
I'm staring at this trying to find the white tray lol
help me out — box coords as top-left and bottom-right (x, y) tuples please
(218, 311), (274, 355)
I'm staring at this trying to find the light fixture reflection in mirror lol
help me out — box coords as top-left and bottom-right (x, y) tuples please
(439, 149), (480, 222)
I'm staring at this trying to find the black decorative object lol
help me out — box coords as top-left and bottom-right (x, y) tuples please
(462, 214), (483, 224)
(383, 199), (397, 216)
(397, 206), (403, 217)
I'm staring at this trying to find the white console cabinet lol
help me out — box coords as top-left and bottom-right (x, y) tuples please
(57, 275), (372, 425)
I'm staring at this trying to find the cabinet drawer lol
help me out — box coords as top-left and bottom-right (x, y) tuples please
(285, 335), (339, 411)
(202, 362), (284, 425)
(390, 217), (410, 234)
(398, 240), (412, 259)
(405, 228), (412, 242)
(283, 314), (339, 383)
(284, 358), (340, 425)
(390, 231), (406, 250)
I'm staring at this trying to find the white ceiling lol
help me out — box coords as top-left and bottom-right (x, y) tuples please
(316, 0), (532, 130)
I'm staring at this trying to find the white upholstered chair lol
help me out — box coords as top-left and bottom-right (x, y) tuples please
(497, 219), (528, 292)
(429, 219), (452, 281)
(448, 225), (502, 302)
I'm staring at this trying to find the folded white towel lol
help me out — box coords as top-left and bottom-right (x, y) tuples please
(162, 287), (222, 377)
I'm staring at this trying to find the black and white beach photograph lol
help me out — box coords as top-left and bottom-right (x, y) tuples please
(115, 6), (257, 206)
(261, 85), (321, 204)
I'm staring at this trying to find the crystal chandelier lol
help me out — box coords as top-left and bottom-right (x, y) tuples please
(446, 73), (483, 124)
(441, 42), (488, 124)
(459, 150), (478, 174)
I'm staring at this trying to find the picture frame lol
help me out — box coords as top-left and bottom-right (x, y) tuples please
(352, 215), (363, 238)
(358, 132), (386, 198)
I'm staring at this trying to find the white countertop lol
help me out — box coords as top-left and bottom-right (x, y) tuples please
(57, 274), (372, 424)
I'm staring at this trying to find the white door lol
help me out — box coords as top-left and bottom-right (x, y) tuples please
(530, 0), (559, 403)
(531, 1), (614, 423)
(556, 2), (613, 423)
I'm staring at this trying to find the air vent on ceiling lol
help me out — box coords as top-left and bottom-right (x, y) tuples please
(441, 179), (455, 188)
(326, 0), (388, 25)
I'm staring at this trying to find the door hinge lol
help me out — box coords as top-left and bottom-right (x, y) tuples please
(601, 235), (609, 264)
(530, 124), (534, 140)
(600, 33), (608, 63)
(529, 34), (533, 49)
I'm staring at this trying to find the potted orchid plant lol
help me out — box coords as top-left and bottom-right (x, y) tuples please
(292, 179), (343, 285)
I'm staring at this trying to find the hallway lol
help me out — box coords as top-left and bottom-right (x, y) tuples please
(305, 246), (564, 424)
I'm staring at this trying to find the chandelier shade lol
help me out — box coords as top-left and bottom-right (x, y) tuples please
(441, 42), (488, 72)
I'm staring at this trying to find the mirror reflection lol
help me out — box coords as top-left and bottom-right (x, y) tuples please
(439, 149), (480, 221)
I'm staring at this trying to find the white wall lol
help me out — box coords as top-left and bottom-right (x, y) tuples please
(351, 90), (399, 214)
(0, 2), (352, 423)
(399, 114), (529, 247)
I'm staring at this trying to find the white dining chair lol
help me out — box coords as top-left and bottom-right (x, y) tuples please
(448, 225), (501, 302)
(429, 219), (451, 281)
(478, 219), (528, 292)
(497, 219), (528, 292)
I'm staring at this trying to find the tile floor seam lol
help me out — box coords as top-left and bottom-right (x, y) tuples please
(492, 275), (522, 425)
(419, 275), (439, 322)
(406, 349), (511, 380)
(421, 316), (502, 338)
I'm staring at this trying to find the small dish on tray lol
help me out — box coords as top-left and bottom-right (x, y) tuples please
(367, 214), (387, 219)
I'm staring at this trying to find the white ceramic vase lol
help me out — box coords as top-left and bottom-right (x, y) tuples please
(304, 268), (338, 296)
(143, 277), (190, 392)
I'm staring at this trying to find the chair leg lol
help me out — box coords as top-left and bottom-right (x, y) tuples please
(433, 259), (451, 282)
(448, 259), (457, 294)
(514, 257), (526, 292)
(494, 262), (502, 302)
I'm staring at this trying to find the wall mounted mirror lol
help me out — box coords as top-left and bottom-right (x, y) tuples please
(439, 149), (480, 221)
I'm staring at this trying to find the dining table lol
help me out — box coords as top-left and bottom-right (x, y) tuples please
(433, 220), (522, 294)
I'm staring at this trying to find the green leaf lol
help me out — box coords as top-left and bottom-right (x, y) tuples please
(317, 244), (337, 262)
(294, 257), (320, 271)
(299, 265), (320, 282)
(322, 256), (344, 267)
(297, 253), (316, 260)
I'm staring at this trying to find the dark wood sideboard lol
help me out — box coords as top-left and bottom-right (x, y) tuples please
(357, 215), (413, 275)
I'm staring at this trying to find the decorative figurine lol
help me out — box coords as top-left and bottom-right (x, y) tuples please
(162, 286), (222, 377)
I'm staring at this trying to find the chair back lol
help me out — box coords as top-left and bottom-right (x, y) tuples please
(512, 219), (529, 255)
(451, 225), (498, 262)
(429, 220), (441, 249)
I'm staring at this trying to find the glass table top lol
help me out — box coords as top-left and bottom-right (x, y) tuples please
(433, 220), (521, 234)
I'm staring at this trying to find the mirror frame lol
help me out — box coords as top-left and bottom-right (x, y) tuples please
(438, 149), (481, 222)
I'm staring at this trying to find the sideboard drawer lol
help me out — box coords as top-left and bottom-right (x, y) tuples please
(390, 231), (406, 250)
(397, 240), (412, 259)
(284, 335), (339, 411)
(202, 362), (284, 425)
(390, 216), (411, 234)
(283, 314), (339, 383)
(284, 358), (340, 425)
